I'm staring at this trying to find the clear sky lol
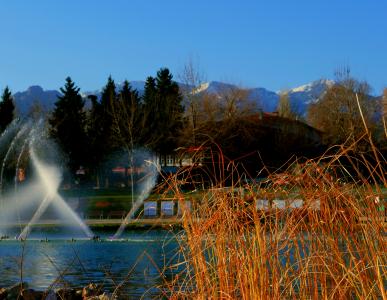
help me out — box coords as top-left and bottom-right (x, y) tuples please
(0, 0), (386, 94)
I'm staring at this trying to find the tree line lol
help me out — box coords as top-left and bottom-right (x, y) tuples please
(48, 68), (184, 185)
(0, 67), (386, 185)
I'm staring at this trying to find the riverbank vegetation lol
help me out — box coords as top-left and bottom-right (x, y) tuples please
(160, 138), (386, 299)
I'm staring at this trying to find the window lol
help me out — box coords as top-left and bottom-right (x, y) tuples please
(144, 201), (157, 217)
(161, 201), (174, 216)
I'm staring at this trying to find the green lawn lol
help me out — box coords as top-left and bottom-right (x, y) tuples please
(59, 185), (386, 219)
(59, 188), (204, 218)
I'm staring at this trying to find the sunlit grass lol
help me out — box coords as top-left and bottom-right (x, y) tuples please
(160, 142), (387, 299)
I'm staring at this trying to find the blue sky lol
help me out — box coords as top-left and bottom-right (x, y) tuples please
(0, 0), (386, 94)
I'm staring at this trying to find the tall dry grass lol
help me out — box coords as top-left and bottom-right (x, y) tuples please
(162, 140), (386, 299)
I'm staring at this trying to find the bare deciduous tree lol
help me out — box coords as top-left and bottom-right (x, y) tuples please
(277, 91), (295, 119)
(178, 58), (206, 146)
(308, 69), (374, 146)
(218, 85), (257, 120)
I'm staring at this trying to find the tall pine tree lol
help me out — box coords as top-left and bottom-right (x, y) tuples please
(142, 69), (184, 155)
(84, 94), (105, 187)
(0, 86), (15, 132)
(142, 76), (158, 146)
(49, 77), (87, 172)
(155, 68), (184, 155)
(100, 76), (117, 150)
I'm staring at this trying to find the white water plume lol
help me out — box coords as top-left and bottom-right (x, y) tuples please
(14, 137), (29, 192)
(112, 150), (158, 239)
(17, 144), (93, 240)
(0, 120), (93, 240)
(0, 123), (29, 196)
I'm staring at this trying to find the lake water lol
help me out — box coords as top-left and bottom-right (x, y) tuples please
(0, 228), (181, 298)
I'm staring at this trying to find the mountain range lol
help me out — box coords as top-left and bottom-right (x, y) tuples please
(12, 79), (336, 116)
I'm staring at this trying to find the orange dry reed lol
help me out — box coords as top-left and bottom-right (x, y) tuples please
(161, 142), (387, 300)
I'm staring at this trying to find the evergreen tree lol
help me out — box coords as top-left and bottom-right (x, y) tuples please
(86, 76), (121, 187)
(49, 77), (87, 172)
(100, 76), (117, 116)
(0, 86), (15, 132)
(119, 80), (133, 108)
(85, 94), (105, 187)
(141, 69), (184, 155)
(100, 76), (117, 149)
(154, 68), (184, 155)
(141, 76), (158, 146)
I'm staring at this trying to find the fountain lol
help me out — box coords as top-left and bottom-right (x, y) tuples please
(0, 120), (160, 241)
(112, 149), (159, 239)
(0, 120), (183, 297)
(17, 145), (93, 239)
(0, 120), (93, 240)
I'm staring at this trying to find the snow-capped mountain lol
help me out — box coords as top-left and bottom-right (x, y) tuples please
(10, 79), (337, 117)
(194, 81), (237, 95)
(193, 79), (335, 114)
(193, 81), (279, 111)
(287, 79), (335, 115)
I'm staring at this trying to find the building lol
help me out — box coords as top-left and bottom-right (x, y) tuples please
(159, 146), (206, 169)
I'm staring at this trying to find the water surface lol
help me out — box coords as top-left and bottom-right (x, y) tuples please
(0, 228), (181, 298)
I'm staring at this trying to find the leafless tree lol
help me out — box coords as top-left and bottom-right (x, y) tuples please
(308, 69), (375, 147)
(218, 85), (257, 121)
(178, 58), (207, 145)
(277, 91), (295, 119)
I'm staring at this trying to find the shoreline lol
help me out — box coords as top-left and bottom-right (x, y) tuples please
(0, 217), (183, 229)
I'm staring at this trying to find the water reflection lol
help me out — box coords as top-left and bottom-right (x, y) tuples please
(0, 229), (181, 298)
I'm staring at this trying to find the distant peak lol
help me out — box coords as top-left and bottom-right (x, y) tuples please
(290, 79), (335, 93)
(193, 81), (242, 95)
(27, 85), (44, 93)
(194, 82), (210, 94)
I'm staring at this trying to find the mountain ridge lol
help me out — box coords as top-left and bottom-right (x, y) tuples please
(11, 79), (338, 116)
